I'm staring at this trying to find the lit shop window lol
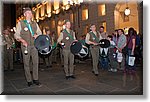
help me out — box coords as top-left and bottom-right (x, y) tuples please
(82, 9), (88, 20)
(98, 4), (106, 16)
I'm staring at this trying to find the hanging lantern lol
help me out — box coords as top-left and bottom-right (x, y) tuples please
(124, 7), (130, 16)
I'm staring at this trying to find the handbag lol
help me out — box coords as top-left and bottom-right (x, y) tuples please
(128, 55), (135, 66)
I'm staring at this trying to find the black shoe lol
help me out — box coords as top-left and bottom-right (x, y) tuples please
(70, 75), (76, 79)
(95, 74), (99, 76)
(33, 80), (41, 85)
(28, 82), (33, 87)
(65, 76), (70, 80)
(92, 71), (94, 73)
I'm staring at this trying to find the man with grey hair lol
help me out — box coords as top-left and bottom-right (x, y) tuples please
(14, 7), (42, 87)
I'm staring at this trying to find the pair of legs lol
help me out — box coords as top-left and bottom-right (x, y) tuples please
(4, 48), (14, 71)
(122, 49), (139, 87)
(90, 47), (99, 75)
(63, 50), (74, 77)
(21, 45), (39, 85)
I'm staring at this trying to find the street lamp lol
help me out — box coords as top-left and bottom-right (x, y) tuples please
(124, 0), (130, 16)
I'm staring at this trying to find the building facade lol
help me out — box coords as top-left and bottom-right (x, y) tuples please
(15, 0), (143, 39)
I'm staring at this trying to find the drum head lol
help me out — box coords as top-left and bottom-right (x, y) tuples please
(78, 46), (88, 58)
(70, 41), (82, 54)
(34, 35), (52, 55)
(99, 39), (110, 48)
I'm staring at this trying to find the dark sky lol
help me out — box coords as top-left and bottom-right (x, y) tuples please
(3, 3), (16, 29)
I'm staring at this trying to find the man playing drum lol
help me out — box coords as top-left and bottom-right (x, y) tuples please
(57, 20), (76, 80)
(14, 7), (42, 87)
(85, 24), (101, 76)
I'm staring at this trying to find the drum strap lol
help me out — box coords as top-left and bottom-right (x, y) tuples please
(23, 20), (34, 36)
(64, 29), (74, 40)
(89, 32), (99, 43)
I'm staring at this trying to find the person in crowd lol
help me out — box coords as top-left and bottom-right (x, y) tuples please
(134, 31), (141, 64)
(107, 35), (118, 72)
(3, 29), (15, 71)
(99, 26), (108, 39)
(123, 29), (137, 76)
(116, 29), (127, 71)
(123, 27), (139, 87)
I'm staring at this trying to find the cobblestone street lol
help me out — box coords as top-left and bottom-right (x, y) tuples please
(2, 59), (143, 95)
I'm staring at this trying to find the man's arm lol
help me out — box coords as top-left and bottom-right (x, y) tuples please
(14, 22), (28, 47)
(73, 32), (76, 40)
(57, 32), (63, 44)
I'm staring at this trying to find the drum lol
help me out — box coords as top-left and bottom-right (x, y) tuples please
(99, 39), (110, 48)
(70, 41), (88, 58)
(34, 35), (52, 55)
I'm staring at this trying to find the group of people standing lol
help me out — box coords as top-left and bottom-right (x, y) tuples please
(2, 7), (142, 87)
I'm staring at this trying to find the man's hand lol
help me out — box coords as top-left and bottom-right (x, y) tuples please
(93, 42), (98, 46)
(22, 40), (28, 47)
(33, 34), (38, 39)
(74, 40), (78, 42)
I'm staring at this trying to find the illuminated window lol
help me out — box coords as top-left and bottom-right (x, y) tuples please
(102, 21), (106, 32)
(98, 4), (106, 16)
(82, 9), (88, 20)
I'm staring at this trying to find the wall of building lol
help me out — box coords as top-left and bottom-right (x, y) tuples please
(38, 1), (141, 39)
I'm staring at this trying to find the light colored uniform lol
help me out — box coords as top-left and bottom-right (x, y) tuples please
(57, 29), (76, 76)
(86, 31), (101, 74)
(14, 20), (42, 82)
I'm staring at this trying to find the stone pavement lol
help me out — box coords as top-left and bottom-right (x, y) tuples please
(2, 59), (143, 95)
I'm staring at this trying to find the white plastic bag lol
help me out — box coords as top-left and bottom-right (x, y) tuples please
(128, 56), (135, 66)
(117, 52), (123, 62)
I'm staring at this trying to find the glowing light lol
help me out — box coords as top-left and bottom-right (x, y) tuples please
(124, 7), (131, 16)
(54, 0), (59, 10)
(47, 1), (51, 14)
